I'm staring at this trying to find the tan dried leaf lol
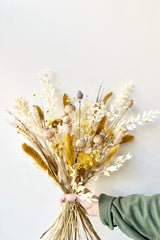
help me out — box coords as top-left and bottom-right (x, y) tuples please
(102, 92), (113, 104)
(102, 145), (119, 164)
(121, 134), (134, 144)
(96, 116), (107, 134)
(63, 93), (70, 108)
(34, 105), (44, 121)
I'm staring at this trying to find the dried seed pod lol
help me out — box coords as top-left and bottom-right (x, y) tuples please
(126, 99), (134, 109)
(43, 128), (55, 139)
(76, 91), (83, 100)
(93, 134), (104, 144)
(64, 104), (76, 114)
(62, 115), (71, 124)
(76, 138), (86, 149)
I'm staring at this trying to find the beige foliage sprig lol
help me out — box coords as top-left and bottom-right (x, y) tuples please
(126, 110), (159, 130)
(14, 97), (31, 118)
(14, 97), (42, 133)
(37, 67), (57, 118)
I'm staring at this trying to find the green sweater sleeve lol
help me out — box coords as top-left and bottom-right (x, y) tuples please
(99, 193), (160, 240)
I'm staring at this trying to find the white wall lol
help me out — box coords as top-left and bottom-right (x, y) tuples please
(0, 1), (160, 239)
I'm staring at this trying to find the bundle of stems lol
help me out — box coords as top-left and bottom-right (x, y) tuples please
(41, 202), (100, 240)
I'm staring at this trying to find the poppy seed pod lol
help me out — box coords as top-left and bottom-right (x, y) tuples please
(76, 138), (86, 149)
(76, 91), (83, 100)
(43, 128), (55, 139)
(93, 134), (104, 145)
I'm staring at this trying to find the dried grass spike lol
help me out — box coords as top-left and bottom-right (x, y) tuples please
(35, 105), (44, 121)
(121, 134), (134, 144)
(96, 116), (107, 134)
(102, 91), (113, 104)
(63, 93), (70, 107)
(102, 145), (119, 164)
(65, 133), (75, 166)
(22, 143), (56, 181)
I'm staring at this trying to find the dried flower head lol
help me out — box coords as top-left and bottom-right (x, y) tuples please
(77, 90), (83, 100)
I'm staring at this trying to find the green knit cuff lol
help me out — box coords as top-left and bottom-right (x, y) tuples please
(99, 193), (116, 230)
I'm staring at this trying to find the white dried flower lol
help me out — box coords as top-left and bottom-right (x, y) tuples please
(115, 83), (134, 107)
(107, 83), (133, 122)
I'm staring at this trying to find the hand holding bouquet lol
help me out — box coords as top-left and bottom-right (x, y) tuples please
(8, 67), (159, 240)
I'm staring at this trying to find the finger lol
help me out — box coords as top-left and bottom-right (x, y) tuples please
(60, 201), (64, 206)
(63, 194), (79, 203)
(60, 194), (66, 204)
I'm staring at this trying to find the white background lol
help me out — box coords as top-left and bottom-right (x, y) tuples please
(0, 1), (160, 239)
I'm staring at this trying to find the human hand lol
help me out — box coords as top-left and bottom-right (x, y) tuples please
(60, 190), (99, 217)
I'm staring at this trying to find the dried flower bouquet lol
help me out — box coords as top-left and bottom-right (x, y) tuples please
(8, 67), (159, 240)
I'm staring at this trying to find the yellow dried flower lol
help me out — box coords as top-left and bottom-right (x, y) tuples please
(81, 120), (94, 136)
(51, 142), (64, 156)
(47, 118), (62, 128)
(63, 93), (70, 107)
(91, 150), (100, 162)
(77, 151), (97, 171)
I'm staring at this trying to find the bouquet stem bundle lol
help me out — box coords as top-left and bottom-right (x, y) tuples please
(41, 202), (100, 240)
